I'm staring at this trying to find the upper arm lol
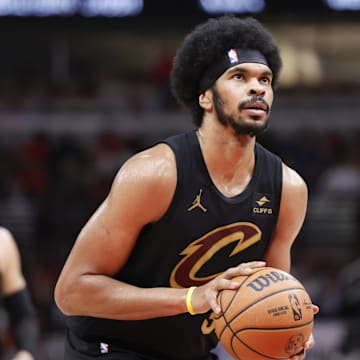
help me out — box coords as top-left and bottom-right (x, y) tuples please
(57, 144), (177, 280)
(263, 163), (308, 272)
(0, 228), (26, 296)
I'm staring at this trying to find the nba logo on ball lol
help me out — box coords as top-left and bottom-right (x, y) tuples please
(288, 294), (302, 321)
(213, 267), (314, 360)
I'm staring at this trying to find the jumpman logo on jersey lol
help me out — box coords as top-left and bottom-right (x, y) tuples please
(187, 189), (207, 212)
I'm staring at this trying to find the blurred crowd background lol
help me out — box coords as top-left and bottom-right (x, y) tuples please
(0, 1), (359, 359)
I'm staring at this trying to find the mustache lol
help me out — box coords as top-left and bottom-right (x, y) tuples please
(239, 96), (270, 112)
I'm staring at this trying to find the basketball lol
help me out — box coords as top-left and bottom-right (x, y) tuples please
(213, 267), (314, 359)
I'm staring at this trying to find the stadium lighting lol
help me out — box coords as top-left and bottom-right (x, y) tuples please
(198, 0), (265, 14)
(325, 0), (360, 10)
(81, 0), (144, 17)
(0, 0), (144, 17)
(0, 0), (77, 16)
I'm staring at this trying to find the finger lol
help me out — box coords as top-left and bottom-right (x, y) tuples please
(242, 260), (266, 269)
(209, 279), (243, 314)
(238, 261), (266, 275)
(214, 277), (242, 291)
(304, 333), (315, 350)
(210, 296), (222, 314)
(290, 348), (306, 360)
(225, 261), (266, 277)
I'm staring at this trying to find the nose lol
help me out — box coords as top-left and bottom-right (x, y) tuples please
(248, 79), (266, 96)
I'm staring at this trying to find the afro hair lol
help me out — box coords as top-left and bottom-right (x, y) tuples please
(170, 15), (282, 126)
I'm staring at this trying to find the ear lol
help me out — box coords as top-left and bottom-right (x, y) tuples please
(199, 91), (212, 110)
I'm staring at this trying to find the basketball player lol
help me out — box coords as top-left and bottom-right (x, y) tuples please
(0, 227), (39, 359)
(55, 16), (317, 359)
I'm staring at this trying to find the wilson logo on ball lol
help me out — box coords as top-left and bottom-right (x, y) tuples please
(247, 270), (297, 292)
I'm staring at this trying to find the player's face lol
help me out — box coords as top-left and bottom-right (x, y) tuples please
(212, 63), (274, 137)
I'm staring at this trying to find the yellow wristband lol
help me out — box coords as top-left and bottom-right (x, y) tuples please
(186, 286), (197, 315)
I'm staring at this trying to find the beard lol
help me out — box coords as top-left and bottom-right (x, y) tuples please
(212, 87), (270, 137)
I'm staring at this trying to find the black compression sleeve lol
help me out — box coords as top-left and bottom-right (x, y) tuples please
(3, 288), (39, 354)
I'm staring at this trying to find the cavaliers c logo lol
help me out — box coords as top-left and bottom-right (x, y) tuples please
(170, 222), (262, 288)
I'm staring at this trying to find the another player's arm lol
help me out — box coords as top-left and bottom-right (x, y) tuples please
(0, 228), (38, 360)
(55, 144), (194, 320)
(0, 228), (26, 295)
(263, 163), (308, 273)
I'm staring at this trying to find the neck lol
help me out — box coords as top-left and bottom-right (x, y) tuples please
(196, 123), (256, 197)
(197, 122), (256, 162)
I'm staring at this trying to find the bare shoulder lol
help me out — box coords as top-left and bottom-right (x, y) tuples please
(112, 143), (176, 191)
(282, 163), (308, 194)
(108, 143), (177, 223)
(122, 143), (175, 175)
(279, 163), (308, 224)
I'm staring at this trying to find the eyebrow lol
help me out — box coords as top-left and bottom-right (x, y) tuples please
(226, 65), (273, 77)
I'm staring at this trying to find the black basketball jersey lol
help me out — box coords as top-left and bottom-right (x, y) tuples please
(66, 130), (283, 359)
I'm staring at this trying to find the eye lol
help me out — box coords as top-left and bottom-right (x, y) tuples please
(260, 76), (272, 85)
(233, 73), (245, 81)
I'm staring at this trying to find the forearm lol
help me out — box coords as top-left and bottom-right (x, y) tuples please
(3, 288), (39, 355)
(56, 274), (189, 320)
(263, 247), (291, 273)
(56, 262), (267, 319)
